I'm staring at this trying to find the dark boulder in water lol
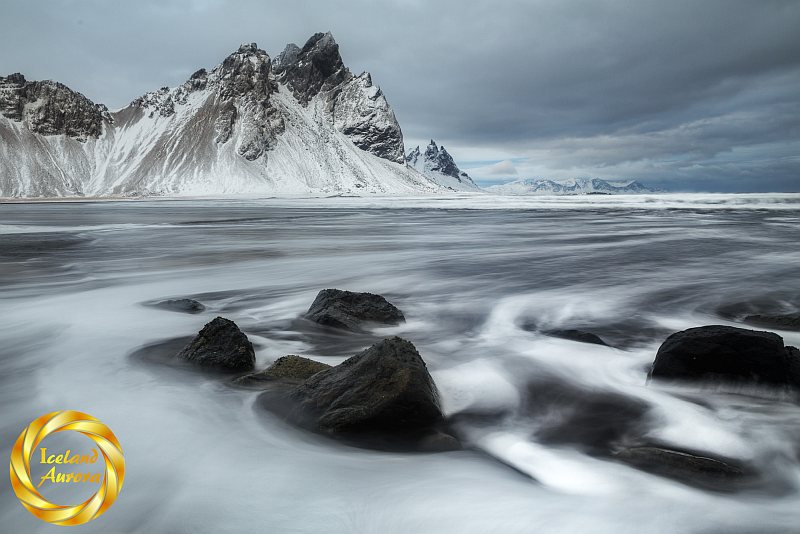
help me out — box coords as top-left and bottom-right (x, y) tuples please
(177, 317), (255, 371)
(258, 337), (457, 451)
(304, 289), (405, 331)
(291, 337), (441, 433)
(235, 355), (330, 387)
(148, 298), (206, 314)
(543, 329), (610, 347)
(648, 325), (800, 388)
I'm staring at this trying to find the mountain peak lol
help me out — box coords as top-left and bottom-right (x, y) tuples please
(275, 31), (350, 104)
(0, 73), (110, 141)
(406, 139), (480, 191)
(237, 42), (259, 53)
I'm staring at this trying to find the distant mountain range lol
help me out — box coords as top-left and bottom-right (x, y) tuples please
(485, 177), (659, 195)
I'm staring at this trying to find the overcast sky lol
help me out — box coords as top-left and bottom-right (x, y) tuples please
(1, 0), (798, 191)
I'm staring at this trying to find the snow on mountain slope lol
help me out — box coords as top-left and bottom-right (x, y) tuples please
(0, 35), (442, 197)
(486, 177), (657, 195)
(405, 140), (482, 192)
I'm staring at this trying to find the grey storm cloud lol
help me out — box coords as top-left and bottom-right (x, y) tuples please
(1, 0), (798, 191)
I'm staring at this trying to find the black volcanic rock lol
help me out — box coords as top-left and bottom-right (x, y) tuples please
(648, 325), (800, 388)
(273, 32), (352, 105)
(288, 337), (444, 435)
(304, 289), (405, 331)
(177, 317), (255, 371)
(0, 73), (110, 141)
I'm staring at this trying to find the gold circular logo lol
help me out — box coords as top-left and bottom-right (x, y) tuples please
(9, 411), (125, 526)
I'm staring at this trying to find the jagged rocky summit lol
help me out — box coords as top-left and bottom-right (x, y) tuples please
(486, 177), (657, 195)
(406, 140), (482, 192)
(0, 33), (446, 197)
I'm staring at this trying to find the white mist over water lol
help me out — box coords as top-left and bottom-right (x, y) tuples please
(1, 194), (800, 533)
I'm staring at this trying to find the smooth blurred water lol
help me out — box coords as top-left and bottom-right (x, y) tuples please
(2, 194), (800, 533)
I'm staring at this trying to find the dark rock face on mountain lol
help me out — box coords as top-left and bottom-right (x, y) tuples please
(333, 72), (405, 163)
(273, 32), (351, 105)
(177, 317), (255, 371)
(648, 325), (800, 388)
(274, 32), (406, 163)
(406, 140), (480, 189)
(131, 43), (284, 161)
(0, 73), (110, 141)
(304, 289), (406, 331)
(424, 140), (460, 178)
(235, 355), (331, 386)
(289, 337), (443, 435)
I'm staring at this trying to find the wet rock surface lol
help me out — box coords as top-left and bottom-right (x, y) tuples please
(649, 325), (800, 388)
(304, 289), (405, 331)
(234, 355), (331, 387)
(258, 337), (456, 451)
(542, 329), (610, 346)
(146, 298), (206, 314)
(612, 445), (754, 492)
(743, 314), (800, 332)
(176, 317), (255, 371)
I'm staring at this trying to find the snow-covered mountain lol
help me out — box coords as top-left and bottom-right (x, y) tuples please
(405, 140), (481, 192)
(486, 177), (657, 195)
(0, 33), (443, 197)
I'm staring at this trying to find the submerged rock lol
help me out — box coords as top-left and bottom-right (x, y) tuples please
(613, 446), (752, 492)
(524, 380), (651, 454)
(259, 337), (456, 451)
(304, 289), (405, 331)
(148, 298), (206, 314)
(176, 317), (255, 371)
(648, 325), (800, 388)
(543, 329), (609, 347)
(743, 314), (800, 332)
(235, 355), (330, 386)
